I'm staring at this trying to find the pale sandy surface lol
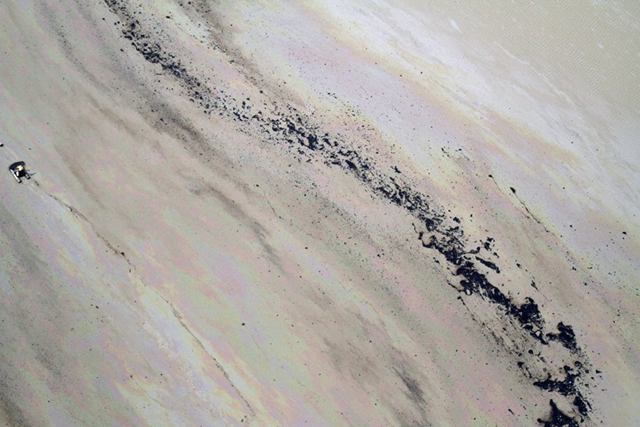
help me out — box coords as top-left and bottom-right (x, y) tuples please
(0, 1), (638, 426)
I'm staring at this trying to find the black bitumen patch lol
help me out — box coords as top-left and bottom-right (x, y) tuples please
(537, 400), (580, 427)
(475, 256), (500, 274)
(533, 365), (590, 416)
(546, 322), (578, 352)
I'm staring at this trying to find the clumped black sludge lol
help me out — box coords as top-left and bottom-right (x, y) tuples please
(538, 400), (580, 427)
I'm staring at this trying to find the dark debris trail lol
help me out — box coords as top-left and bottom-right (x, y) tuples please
(104, 1), (595, 424)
